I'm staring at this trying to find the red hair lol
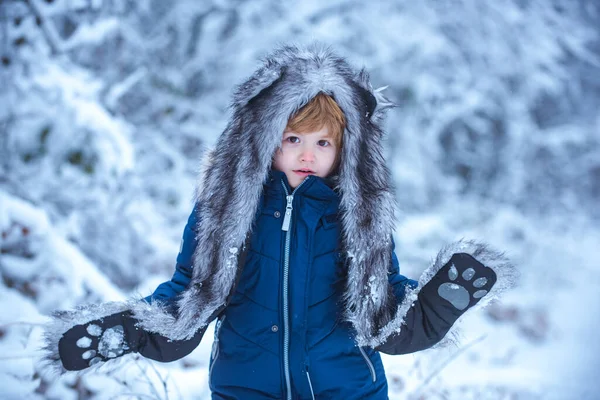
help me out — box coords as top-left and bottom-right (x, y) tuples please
(286, 93), (346, 170)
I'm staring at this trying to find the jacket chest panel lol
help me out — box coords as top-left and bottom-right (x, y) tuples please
(249, 203), (284, 262)
(308, 211), (344, 306)
(243, 192), (344, 307)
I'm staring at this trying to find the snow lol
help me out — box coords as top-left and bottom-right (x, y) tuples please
(76, 337), (92, 348)
(63, 18), (120, 51)
(385, 201), (600, 399)
(89, 357), (102, 366)
(98, 325), (125, 358)
(1, 0), (599, 398)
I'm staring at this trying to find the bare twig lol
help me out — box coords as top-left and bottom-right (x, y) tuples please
(0, 111), (16, 177)
(24, 0), (63, 55)
(0, 353), (39, 360)
(170, 369), (183, 400)
(411, 334), (487, 397)
(110, 393), (160, 400)
(145, 358), (170, 400)
(133, 358), (164, 400)
(0, 321), (48, 328)
(103, 68), (148, 110)
(0, 0), (10, 66)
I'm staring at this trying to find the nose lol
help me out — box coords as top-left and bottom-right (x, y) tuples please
(299, 147), (315, 163)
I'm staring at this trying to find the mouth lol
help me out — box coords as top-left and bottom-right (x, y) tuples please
(293, 169), (316, 176)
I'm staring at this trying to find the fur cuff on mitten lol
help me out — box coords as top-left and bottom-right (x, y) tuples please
(370, 239), (518, 351)
(40, 300), (179, 376)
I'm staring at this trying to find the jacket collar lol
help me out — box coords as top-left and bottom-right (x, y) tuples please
(265, 169), (339, 202)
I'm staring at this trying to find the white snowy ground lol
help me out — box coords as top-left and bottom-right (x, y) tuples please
(384, 200), (600, 400)
(1, 193), (599, 399)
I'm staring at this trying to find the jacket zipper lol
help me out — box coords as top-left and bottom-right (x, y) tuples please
(209, 316), (226, 381)
(358, 347), (377, 383)
(305, 369), (316, 400)
(281, 177), (310, 400)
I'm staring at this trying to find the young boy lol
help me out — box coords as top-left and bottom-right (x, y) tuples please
(44, 44), (516, 399)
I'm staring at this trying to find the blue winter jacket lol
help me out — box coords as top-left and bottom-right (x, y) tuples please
(147, 170), (417, 399)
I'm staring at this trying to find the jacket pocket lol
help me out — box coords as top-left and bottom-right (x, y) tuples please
(309, 251), (343, 306)
(358, 347), (377, 383)
(307, 317), (339, 349)
(313, 213), (341, 257)
(248, 207), (284, 262)
(209, 315), (226, 381)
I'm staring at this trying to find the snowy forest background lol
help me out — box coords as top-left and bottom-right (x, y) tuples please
(1, 0), (599, 399)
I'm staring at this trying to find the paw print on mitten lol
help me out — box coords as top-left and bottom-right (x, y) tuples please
(75, 323), (128, 367)
(436, 253), (497, 311)
(59, 313), (133, 371)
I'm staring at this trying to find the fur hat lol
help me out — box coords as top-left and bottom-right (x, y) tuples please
(149, 43), (403, 344)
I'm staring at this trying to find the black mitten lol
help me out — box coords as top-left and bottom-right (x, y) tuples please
(58, 311), (142, 371)
(58, 309), (206, 371)
(377, 253), (497, 355)
(421, 252), (497, 316)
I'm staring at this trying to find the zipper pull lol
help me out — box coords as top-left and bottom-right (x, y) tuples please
(212, 318), (223, 358)
(214, 319), (222, 341)
(281, 195), (293, 231)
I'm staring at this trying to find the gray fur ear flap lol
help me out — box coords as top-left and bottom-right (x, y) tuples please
(193, 147), (216, 203)
(232, 63), (284, 107)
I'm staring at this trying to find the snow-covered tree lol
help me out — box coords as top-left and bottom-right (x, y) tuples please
(1, 0), (599, 398)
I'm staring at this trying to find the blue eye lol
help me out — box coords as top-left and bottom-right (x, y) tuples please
(318, 140), (330, 147)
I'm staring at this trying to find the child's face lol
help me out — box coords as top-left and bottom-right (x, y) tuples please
(272, 126), (338, 189)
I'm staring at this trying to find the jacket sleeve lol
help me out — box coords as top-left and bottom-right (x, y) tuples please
(380, 239), (455, 355)
(378, 289), (451, 355)
(135, 202), (204, 363)
(388, 238), (419, 301)
(143, 203), (200, 307)
(380, 239), (447, 355)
